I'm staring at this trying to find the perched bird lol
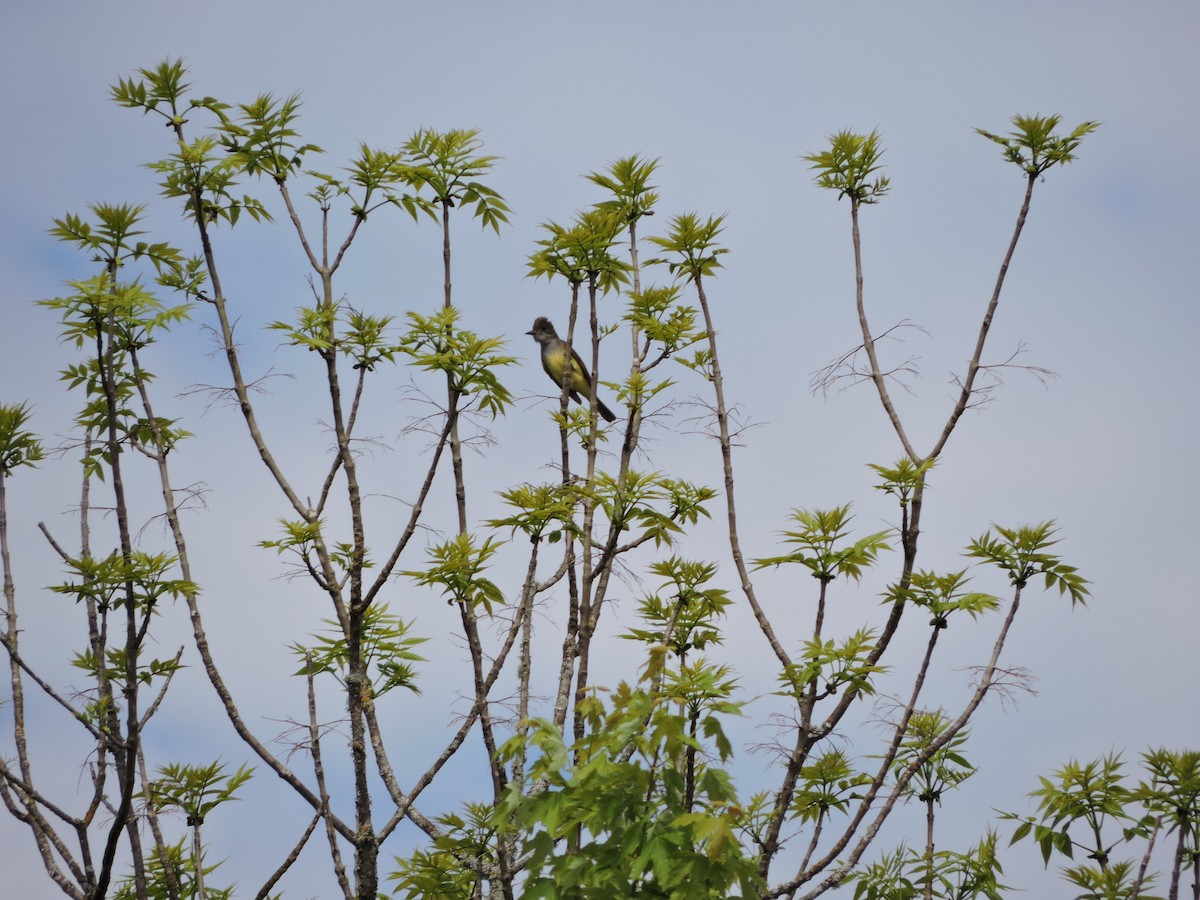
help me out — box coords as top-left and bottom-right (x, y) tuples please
(526, 317), (617, 423)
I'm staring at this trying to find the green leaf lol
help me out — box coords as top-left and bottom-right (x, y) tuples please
(803, 129), (891, 205)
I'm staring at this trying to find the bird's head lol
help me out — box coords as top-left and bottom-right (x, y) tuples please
(526, 317), (557, 340)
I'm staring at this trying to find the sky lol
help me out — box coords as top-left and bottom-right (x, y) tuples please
(1, 2), (1198, 897)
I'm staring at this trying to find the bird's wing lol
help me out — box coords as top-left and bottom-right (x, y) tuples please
(570, 346), (593, 388)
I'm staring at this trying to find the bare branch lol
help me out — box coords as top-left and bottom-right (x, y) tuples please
(810, 319), (928, 397)
(255, 811), (322, 900)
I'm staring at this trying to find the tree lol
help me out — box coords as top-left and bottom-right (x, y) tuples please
(3, 59), (1163, 900)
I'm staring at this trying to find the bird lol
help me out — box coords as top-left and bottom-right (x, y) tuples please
(526, 317), (617, 423)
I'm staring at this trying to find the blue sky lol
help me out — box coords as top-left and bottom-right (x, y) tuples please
(2, 2), (1198, 897)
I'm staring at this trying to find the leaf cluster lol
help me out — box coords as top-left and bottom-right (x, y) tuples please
(270, 300), (405, 373)
(147, 133), (271, 229)
(221, 92), (324, 183)
(488, 482), (579, 543)
(389, 804), (501, 899)
(52, 550), (197, 613)
(804, 129), (891, 205)
(72, 646), (183, 691)
(975, 115), (1100, 178)
(527, 209), (632, 290)
(791, 749), (872, 824)
(588, 470), (715, 549)
(894, 710), (975, 805)
(755, 504), (891, 584)
(646, 213), (728, 283)
(782, 628), (885, 703)
(853, 833), (1009, 900)
(497, 665), (760, 898)
(0, 403), (43, 477)
(869, 457), (935, 508)
(113, 838), (238, 900)
(888, 569), (999, 629)
(1003, 749), (1200, 898)
(291, 604), (427, 698)
(624, 557), (731, 657)
(403, 127), (510, 232)
(50, 203), (185, 275)
(1005, 753), (1136, 869)
(587, 154), (660, 228)
(149, 760), (254, 825)
(398, 307), (516, 416)
(966, 521), (1089, 605)
(403, 534), (506, 615)
(625, 285), (702, 362)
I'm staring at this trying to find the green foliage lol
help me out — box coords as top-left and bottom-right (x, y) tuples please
(154, 132), (273, 229)
(543, 404), (615, 443)
(341, 308), (398, 371)
(259, 518), (323, 554)
(342, 144), (424, 218)
(402, 127), (510, 232)
(1061, 860), (1161, 900)
(271, 299), (447, 374)
(51, 550), (197, 613)
(527, 209), (632, 291)
(791, 749), (871, 824)
(46, 273), (186, 357)
(49, 203), (185, 275)
(397, 307), (516, 416)
(403, 533), (506, 614)
(888, 569), (1000, 629)
(804, 129), (891, 205)
(259, 518), (370, 587)
(586, 469), (715, 548)
(781, 628), (886, 702)
(43, 273), (190, 364)
(496, 664), (761, 898)
(1001, 749), (1200, 898)
(624, 285), (701, 359)
(0, 403), (43, 477)
(269, 301), (339, 356)
(304, 144), (431, 223)
(221, 92), (324, 183)
(894, 710), (975, 805)
(1006, 753), (1135, 867)
(150, 760), (254, 826)
(587, 154), (660, 229)
(72, 645), (182, 692)
(1031, 754), (1133, 849)
(966, 521), (1089, 605)
(114, 60), (277, 230)
(42, 206), (194, 474)
(1135, 748), (1200, 839)
(646, 213), (728, 283)
(389, 805), (502, 899)
(110, 58), (192, 117)
(623, 557), (731, 657)
(754, 504), (892, 584)
(619, 282), (704, 413)
(853, 845), (919, 900)
(677, 344), (716, 381)
(869, 456), (935, 508)
(975, 115), (1100, 178)
(488, 482), (579, 543)
(113, 839), (236, 900)
(291, 604), (427, 697)
(853, 834), (1009, 900)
